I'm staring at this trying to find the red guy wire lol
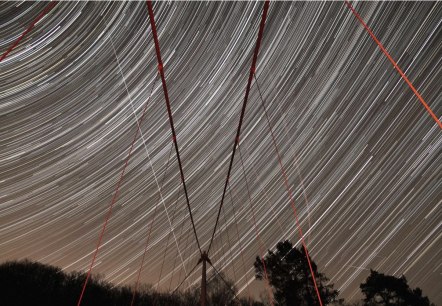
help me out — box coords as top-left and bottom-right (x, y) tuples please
(131, 143), (174, 306)
(208, 0), (271, 255)
(237, 145), (275, 306)
(77, 82), (155, 306)
(345, 1), (441, 129)
(0, 2), (57, 63)
(146, 0), (203, 254)
(254, 74), (324, 306)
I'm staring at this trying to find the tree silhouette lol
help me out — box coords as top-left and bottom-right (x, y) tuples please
(192, 270), (264, 306)
(360, 270), (434, 306)
(206, 271), (237, 305)
(0, 259), (192, 305)
(0, 259), (65, 305)
(0, 259), (262, 305)
(254, 240), (341, 306)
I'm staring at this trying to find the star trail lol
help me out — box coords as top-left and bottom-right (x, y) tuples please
(0, 1), (441, 304)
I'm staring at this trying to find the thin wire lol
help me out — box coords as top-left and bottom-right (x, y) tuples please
(76, 42), (156, 306)
(227, 182), (253, 299)
(0, 2), (57, 63)
(221, 205), (238, 285)
(213, 218), (226, 271)
(179, 223), (196, 291)
(213, 208), (229, 273)
(171, 261), (200, 295)
(168, 208), (193, 291)
(238, 144), (274, 306)
(254, 74), (323, 306)
(110, 37), (190, 301)
(146, 0), (202, 254)
(208, 261), (243, 304)
(130, 143), (174, 306)
(208, 0), (271, 255)
(344, 1), (441, 129)
(156, 183), (183, 290)
(249, 161), (285, 235)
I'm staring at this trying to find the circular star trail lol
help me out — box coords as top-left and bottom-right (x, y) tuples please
(0, 1), (441, 303)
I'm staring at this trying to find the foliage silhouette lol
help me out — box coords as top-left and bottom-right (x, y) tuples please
(254, 240), (342, 306)
(1, 258), (435, 306)
(0, 259), (259, 306)
(360, 270), (435, 306)
(197, 270), (264, 306)
(0, 259), (194, 305)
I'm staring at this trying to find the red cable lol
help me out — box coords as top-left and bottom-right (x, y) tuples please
(254, 75), (324, 306)
(238, 145), (275, 306)
(0, 1), (57, 63)
(227, 182), (253, 300)
(146, 0), (202, 254)
(208, 0), (271, 255)
(156, 184), (183, 290)
(172, 219), (193, 291)
(77, 80), (156, 306)
(213, 207), (233, 274)
(168, 205), (193, 291)
(221, 205), (238, 285)
(131, 143), (174, 306)
(213, 211), (227, 272)
(345, 1), (441, 129)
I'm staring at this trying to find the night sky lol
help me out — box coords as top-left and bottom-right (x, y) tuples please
(0, 1), (441, 304)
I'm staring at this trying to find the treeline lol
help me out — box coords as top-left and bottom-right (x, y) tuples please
(0, 259), (259, 306)
(0, 241), (436, 305)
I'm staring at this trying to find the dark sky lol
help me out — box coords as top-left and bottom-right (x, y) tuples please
(0, 1), (441, 304)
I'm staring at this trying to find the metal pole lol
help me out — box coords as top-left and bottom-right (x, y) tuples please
(200, 252), (208, 306)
